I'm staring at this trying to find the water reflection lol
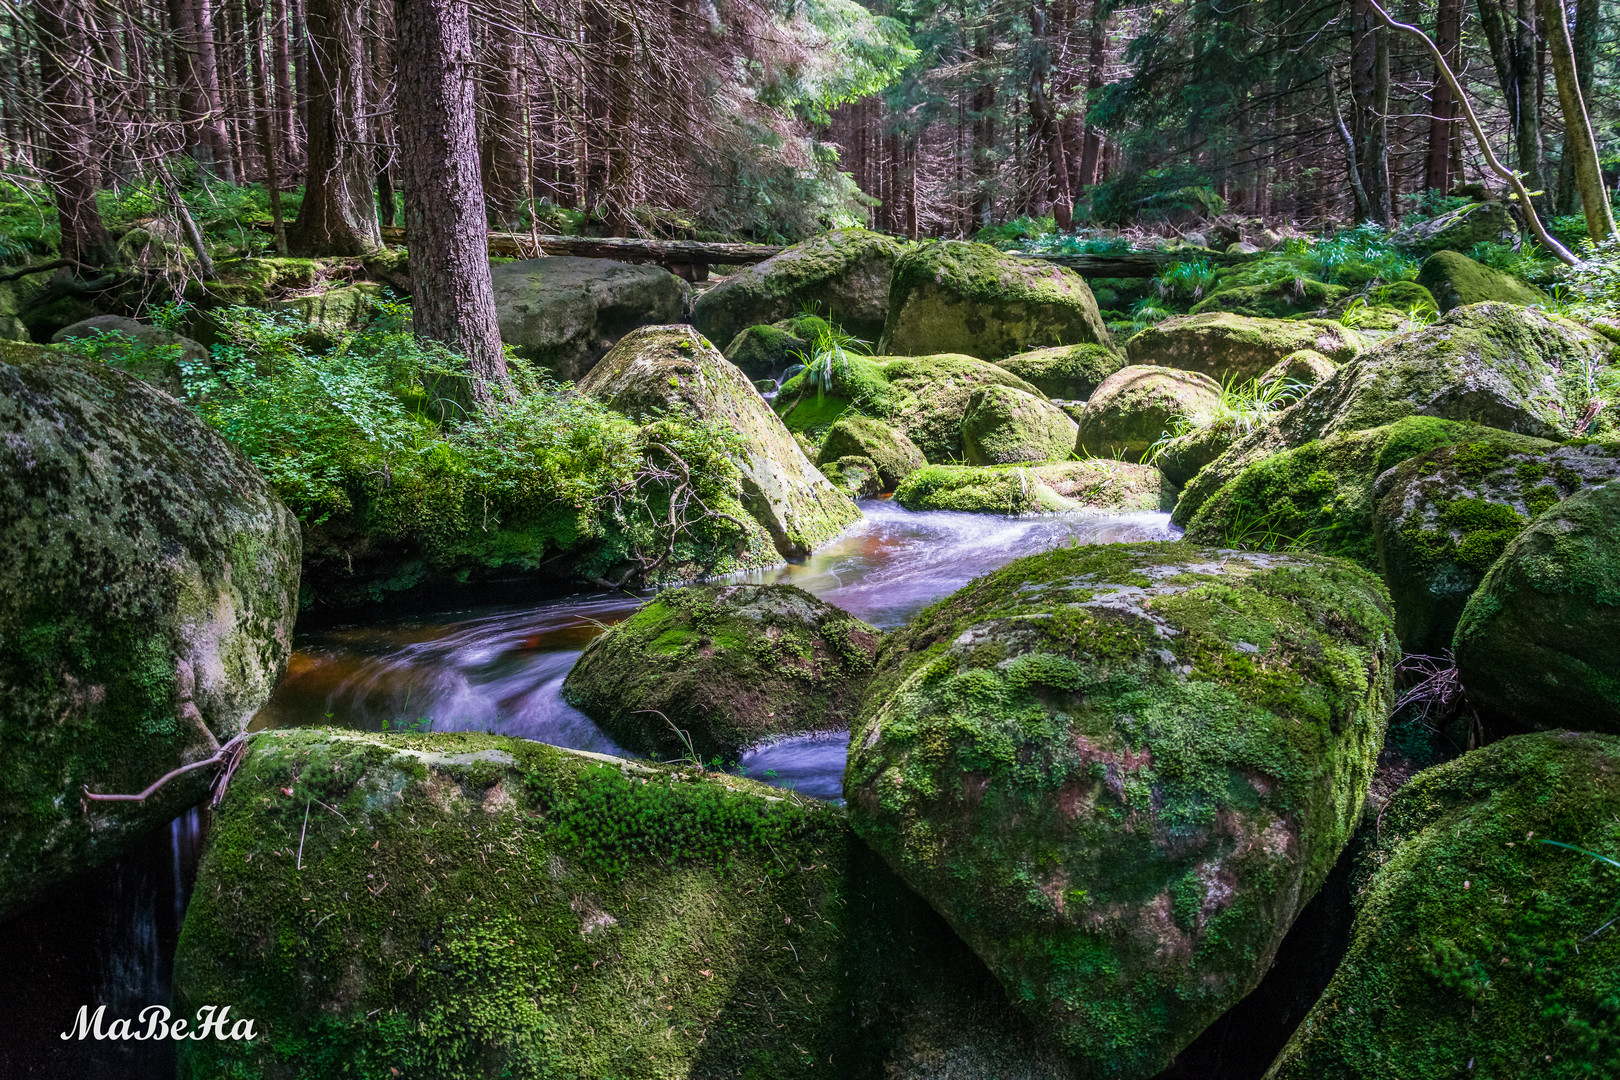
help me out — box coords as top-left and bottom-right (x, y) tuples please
(256, 501), (1181, 799)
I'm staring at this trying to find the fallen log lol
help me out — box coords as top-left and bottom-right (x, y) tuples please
(1008, 249), (1256, 278)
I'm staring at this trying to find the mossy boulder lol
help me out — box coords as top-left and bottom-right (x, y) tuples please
(1125, 312), (1363, 383)
(774, 352), (1042, 462)
(1181, 418), (1550, 567)
(894, 460), (1174, 514)
(821, 454), (882, 498)
(50, 314), (208, 396)
(1417, 250), (1549, 312)
(490, 256), (690, 380)
(580, 325), (859, 559)
(1154, 424), (1237, 488)
(264, 282), (386, 345)
(879, 241), (1113, 360)
(962, 384), (1079, 466)
(1266, 731), (1620, 1080)
(693, 229), (903, 348)
(1452, 480), (1620, 732)
(0, 353), (300, 919)
(1374, 441), (1620, 653)
(816, 414), (926, 492)
(1173, 304), (1617, 523)
(1391, 199), (1520, 252)
(1076, 364), (1220, 462)
(722, 314), (830, 379)
(175, 729), (1083, 1080)
(992, 343), (1124, 400)
(1189, 278), (1349, 319)
(845, 542), (1399, 1079)
(563, 584), (879, 761)
(1259, 348), (1336, 389)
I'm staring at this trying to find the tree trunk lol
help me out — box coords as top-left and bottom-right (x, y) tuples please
(1536, 0), (1616, 241)
(248, 0), (288, 253)
(1077, 0), (1107, 188)
(36, 0), (116, 266)
(971, 31), (996, 228)
(395, 0), (509, 411)
(286, 0), (380, 255)
(270, 0), (297, 163)
(1028, 0), (1073, 230)
(479, 16), (528, 230)
(1425, 0), (1462, 193)
(1350, 0), (1393, 225)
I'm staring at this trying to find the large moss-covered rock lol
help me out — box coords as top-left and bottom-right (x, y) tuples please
(1258, 348), (1336, 389)
(1391, 199), (1520, 253)
(491, 257), (690, 380)
(821, 454), (882, 498)
(563, 584), (879, 761)
(1153, 423), (1238, 488)
(894, 460), (1174, 514)
(1181, 418), (1550, 566)
(580, 325), (859, 558)
(992, 343), (1124, 400)
(1452, 480), (1620, 731)
(1173, 304), (1617, 523)
(846, 543), (1398, 1079)
(722, 314), (830, 379)
(1076, 364), (1220, 461)
(879, 241), (1113, 360)
(264, 281), (386, 344)
(1126, 313), (1363, 383)
(0, 353), (300, 918)
(50, 314), (208, 396)
(962, 384), (1079, 465)
(775, 352), (1042, 462)
(1266, 731), (1620, 1080)
(693, 229), (902, 348)
(1189, 278), (1349, 320)
(176, 729), (1080, 1080)
(1374, 441), (1620, 653)
(1417, 250), (1549, 312)
(816, 414), (926, 491)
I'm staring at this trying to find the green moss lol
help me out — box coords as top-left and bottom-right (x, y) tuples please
(961, 384), (1078, 466)
(1077, 364), (1221, 462)
(815, 414), (926, 491)
(894, 460), (1172, 514)
(991, 344), (1124, 400)
(721, 315), (829, 379)
(175, 729), (1078, 1080)
(845, 542), (1397, 1079)
(1417, 250), (1551, 312)
(1268, 732), (1620, 1080)
(1125, 312), (1362, 383)
(1188, 278), (1349, 319)
(562, 584), (880, 762)
(880, 241), (1113, 360)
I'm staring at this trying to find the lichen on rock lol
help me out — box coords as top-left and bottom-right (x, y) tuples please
(845, 542), (1398, 1079)
(0, 352), (301, 918)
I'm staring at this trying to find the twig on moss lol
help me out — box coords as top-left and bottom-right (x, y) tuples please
(84, 732), (251, 805)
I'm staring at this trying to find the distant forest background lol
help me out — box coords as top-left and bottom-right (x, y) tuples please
(1, 0), (1615, 247)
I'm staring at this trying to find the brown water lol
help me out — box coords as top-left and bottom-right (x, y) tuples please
(254, 500), (1180, 800)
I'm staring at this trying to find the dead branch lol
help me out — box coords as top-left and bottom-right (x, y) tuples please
(84, 732), (250, 805)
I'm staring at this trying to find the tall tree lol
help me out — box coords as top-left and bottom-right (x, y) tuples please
(1536, 0), (1617, 241)
(287, 0), (381, 254)
(1350, 0), (1393, 224)
(35, 0), (116, 266)
(479, 16), (527, 231)
(1424, 0), (1463, 193)
(1028, 0), (1074, 229)
(395, 0), (509, 410)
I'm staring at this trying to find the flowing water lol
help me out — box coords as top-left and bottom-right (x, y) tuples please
(253, 500), (1180, 799)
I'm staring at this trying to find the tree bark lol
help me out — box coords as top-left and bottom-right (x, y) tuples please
(479, 15), (528, 230)
(1028, 0), (1073, 229)
(286, 0), (380, 254)
(248, 0), (289, 253)
(1077, 0), (1107, 188)
(1424, 0), (1462, 193)
(194, 0), (238, 182)
(395, 0), (510, 411)
(36, 0), (116, 265)
(1350, 0), (1393, 224)
(1536, 0), (1616, 241)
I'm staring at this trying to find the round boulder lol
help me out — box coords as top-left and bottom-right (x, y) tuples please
(992, 343), (1124, 400)
(846, 542), (1398, 1079)
(894, 460), (1172, 514)
(563, 584), (879, 761)
(1453, 480), (1620, 732)
(1258, 349), (1336, 389)
(0, 353), (300, 918)
(879, 240), (1113, 360)
(51, 314), (208, 396)
(1374, 441), (1620, 653)
(1125, 312), (1362, 383)
(816, 414), (925, 492)
(491, 256), (690, 381)
(693, 229), (902, 349)
(1267, 731), (1620, 1080)
(1417, 250), (1549, 312)
(722, 314), (830, 380)
(961, 384), (1078, 466)
(1076, 364), (1220, 461)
